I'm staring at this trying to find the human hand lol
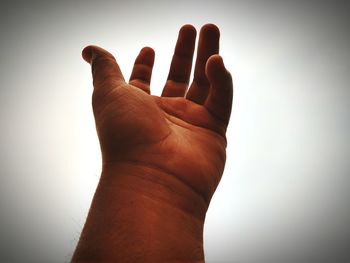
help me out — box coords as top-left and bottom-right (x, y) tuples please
(73, 24), (233, 262)
(82, 24), (232, 204)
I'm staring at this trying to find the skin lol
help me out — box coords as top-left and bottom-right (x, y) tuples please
(72, 24), (233, 262)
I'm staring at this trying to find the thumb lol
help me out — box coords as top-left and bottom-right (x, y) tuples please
(82, 45), (125, 92)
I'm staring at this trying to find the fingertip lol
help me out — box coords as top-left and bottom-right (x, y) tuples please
(201, 23), (220, 38)
(82, 45), (94, 64)
(82, 45), (117, 65)
(140, 46), (155, 57)
(137, 46), (155, 66)
(209, 54), (224, 65)
(206, 54), (224, 79)
(206, 55), (233, 92)
(181, 24), (196, 32)
(180, 24), (197, 37)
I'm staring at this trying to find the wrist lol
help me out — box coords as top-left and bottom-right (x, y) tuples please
(101, 161), (209, 220)
(73, 162), (207, 262)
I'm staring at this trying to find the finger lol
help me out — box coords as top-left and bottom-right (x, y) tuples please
(162, 24), (196, 97)
(204, 55), (233, 126)
(129, 47), (155, 94)
(82, 45), (125, 94)
(186, 24), (220, 104)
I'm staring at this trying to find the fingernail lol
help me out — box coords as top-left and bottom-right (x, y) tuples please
(91, 49), (98, 61)
(82, 46), (96, 64)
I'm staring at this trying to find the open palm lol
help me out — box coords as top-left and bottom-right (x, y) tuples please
(82, 24), (233, 203)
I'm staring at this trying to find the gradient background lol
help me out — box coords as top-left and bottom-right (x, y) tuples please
(0, 0), (349, 262)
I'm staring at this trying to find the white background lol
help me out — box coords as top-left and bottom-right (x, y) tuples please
(0, 0), (349, 262)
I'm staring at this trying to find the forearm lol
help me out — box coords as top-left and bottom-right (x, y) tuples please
(72, 163), (208, 262)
